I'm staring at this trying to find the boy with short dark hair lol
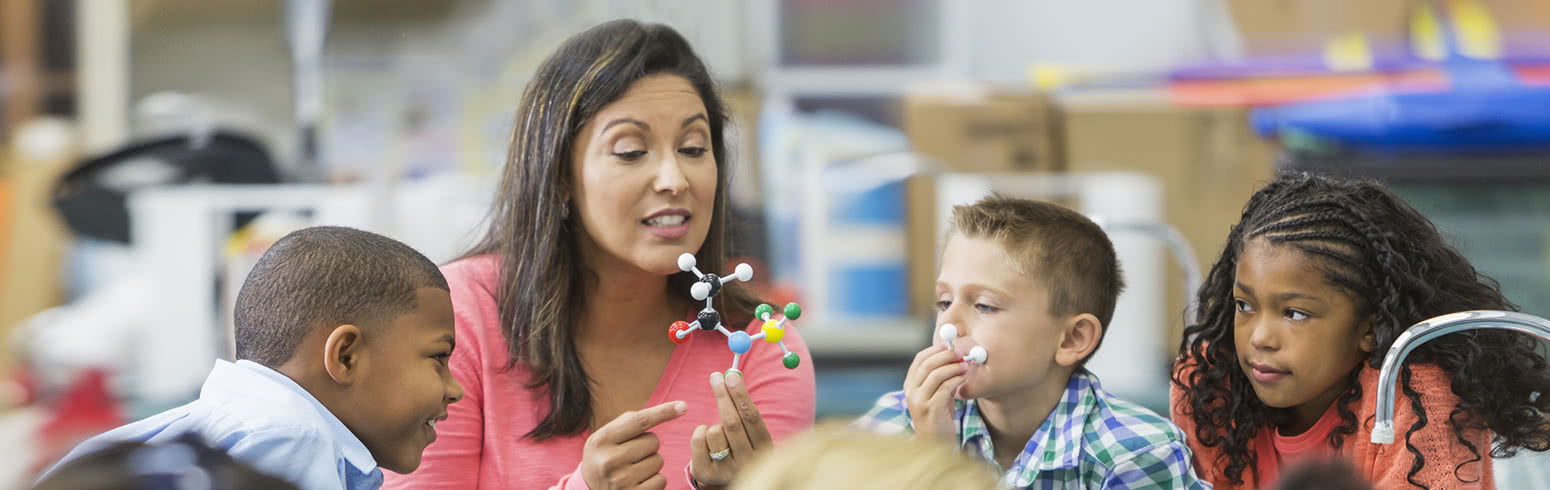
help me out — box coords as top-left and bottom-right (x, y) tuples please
(44, 226), (464, 490)
(856, 195), (1205, 489)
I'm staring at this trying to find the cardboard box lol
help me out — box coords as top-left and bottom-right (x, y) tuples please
(1061, 89), (1276, 355)
(905, 174), (937, 317)
(903, 91), (1062, 174)
(1480, 0), (1550, 37)
(1227, 0), (1550, 57)
(721, 83), (763, 212)
(1227, 0), (1410, 56)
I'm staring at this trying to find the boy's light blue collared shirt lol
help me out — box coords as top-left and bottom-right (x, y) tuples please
(46, 359), (383, 490)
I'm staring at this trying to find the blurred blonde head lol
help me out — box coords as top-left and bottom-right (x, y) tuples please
(731, 423), (999, 490)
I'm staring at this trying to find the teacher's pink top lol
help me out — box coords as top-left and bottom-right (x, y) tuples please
(382, 255), (816, 490)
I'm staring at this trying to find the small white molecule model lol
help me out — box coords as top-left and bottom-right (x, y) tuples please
(668, 253), (803, 374)
(937, 324), (988, 364)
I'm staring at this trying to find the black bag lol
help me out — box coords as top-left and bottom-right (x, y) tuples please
(51, 130), (282, 244)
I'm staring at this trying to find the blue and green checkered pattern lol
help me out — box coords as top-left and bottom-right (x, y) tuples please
(855, 369), (1210, 489)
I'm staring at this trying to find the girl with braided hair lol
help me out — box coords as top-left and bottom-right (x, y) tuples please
(1170, 171), (1550, 489)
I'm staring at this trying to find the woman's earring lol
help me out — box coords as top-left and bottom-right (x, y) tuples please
(561, 202), (570, 219)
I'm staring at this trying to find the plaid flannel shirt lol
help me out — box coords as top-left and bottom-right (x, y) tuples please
(854, 369), (1210, 489)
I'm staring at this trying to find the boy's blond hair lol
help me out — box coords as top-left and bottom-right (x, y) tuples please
(732, 423), (999, 490)
(949, 194), (1125, 363)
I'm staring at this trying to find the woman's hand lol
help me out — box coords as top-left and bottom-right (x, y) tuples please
(581, 401), (687, 490)
(689, 371), (772, 488)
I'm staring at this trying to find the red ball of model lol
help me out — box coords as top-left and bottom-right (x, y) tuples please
(668, 321), (694, 344)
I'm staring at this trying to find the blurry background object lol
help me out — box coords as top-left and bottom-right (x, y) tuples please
(54, 93), (280, 245)
(1, 118), (76, 372)
(1495, 444), (1550, 489)
(1173, 0), (1550, 106)
(286, 0), (331, 182)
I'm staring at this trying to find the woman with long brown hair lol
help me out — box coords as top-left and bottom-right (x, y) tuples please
(382, 20), (816, 490)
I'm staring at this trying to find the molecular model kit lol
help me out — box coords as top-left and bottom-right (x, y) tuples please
(937, 324), (988, 364)
(667, 253), (803, 375)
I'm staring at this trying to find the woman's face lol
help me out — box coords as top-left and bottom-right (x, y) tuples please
(569, 74), (718, 277)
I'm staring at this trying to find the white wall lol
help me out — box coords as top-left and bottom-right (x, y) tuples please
(967, 0), (1240, 84)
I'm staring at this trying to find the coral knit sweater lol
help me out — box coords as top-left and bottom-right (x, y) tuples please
(383, 255), (817, 489)
(1171, 363), (1494, 489)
